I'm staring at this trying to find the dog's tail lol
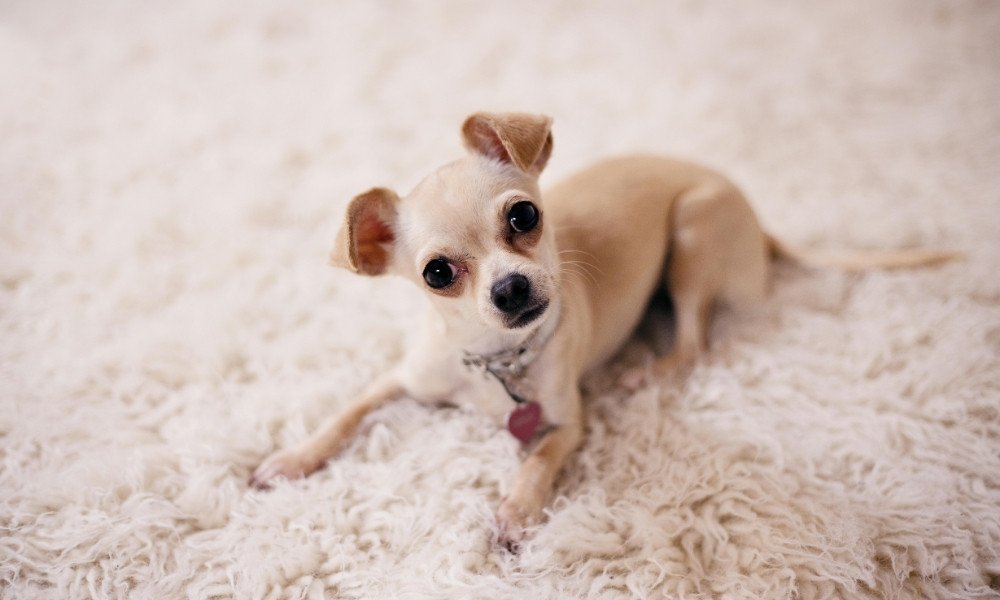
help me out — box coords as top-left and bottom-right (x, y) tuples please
(765, 233), (961, 271)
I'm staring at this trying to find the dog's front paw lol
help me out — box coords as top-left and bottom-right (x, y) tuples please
(249, 448), (319, 490)
(496, 493), (543, 551)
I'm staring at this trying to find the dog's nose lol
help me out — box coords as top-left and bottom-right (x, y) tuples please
(491, 274), (531, 314)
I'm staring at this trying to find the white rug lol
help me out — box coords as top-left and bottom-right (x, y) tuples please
(2, 1), (999, 598)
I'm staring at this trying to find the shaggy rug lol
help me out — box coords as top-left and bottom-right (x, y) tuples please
(2, 1), (999, 598)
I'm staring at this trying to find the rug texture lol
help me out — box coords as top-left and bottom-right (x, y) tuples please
(2, 1), (999, 598)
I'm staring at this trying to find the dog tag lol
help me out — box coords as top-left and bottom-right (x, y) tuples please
(507, 401), (541, 443)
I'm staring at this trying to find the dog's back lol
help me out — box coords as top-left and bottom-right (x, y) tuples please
(544, 155), (767, 371)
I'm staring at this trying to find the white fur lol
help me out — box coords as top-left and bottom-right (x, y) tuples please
(2, 0), (999, 598)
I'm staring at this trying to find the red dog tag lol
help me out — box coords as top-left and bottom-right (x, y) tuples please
(507, 401), (541, 443)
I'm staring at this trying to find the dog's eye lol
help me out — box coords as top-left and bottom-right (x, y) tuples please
(508, 201), (539, 234)
(423, 259), (456, 289)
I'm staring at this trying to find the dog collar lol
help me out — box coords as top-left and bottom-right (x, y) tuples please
(461, 312), (557, 405)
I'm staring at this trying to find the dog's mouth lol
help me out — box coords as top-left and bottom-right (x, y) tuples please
(507, 300), (549, 329)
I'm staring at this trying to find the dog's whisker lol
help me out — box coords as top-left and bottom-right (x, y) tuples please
(561, 263), (600, 285)
(559, 258), (603, 279)
(558, 262), (599, 286)
(559, 252), (602, 271)
(558, 248), (599, 260)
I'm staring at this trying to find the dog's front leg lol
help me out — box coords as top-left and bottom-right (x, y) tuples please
(496, 408), (583, 550)
(250, 374), (404, 489)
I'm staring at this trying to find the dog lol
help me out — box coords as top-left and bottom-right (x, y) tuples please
(250, 111), (957, 549)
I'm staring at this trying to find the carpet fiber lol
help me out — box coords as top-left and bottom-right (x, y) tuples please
(2, 1), (999, 598)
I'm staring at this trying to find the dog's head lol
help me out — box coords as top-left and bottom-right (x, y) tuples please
(330, 112), (558, 335)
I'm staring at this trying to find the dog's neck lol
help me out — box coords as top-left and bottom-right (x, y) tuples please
(460, 302), (560, 404)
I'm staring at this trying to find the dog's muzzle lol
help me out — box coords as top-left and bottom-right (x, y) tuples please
(491, 273), (548, 329)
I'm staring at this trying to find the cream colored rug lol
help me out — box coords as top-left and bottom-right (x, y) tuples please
(2, 1), (999, 598)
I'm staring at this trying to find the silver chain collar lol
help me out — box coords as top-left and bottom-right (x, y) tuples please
(461, 320), (555, 404)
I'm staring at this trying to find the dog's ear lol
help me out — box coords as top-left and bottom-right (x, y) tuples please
(461, 112), (553, 176)
(330, 187), (400, 276)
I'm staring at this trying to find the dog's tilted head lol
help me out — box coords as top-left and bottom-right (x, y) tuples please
(330, 112), (559, 336)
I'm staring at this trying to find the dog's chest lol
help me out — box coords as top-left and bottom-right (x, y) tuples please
(400, 346), (521, 425)
(451, 371), (522, 425)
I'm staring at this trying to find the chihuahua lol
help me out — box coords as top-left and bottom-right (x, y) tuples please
(250, 112), (956, 548)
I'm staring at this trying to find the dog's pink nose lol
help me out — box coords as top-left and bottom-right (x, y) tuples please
(491, 274), (531, 314)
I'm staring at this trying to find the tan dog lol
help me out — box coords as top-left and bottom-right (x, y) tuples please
(250, 112), (956, 548)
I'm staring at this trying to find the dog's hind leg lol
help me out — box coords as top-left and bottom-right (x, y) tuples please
(620, 183), (768, 388)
